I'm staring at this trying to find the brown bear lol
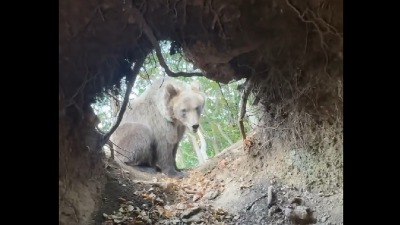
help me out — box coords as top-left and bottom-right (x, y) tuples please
(111, 77), (206, 178)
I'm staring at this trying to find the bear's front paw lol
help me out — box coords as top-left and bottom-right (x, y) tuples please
(130, 165), (157, 174)
(164, 170), (186, 179)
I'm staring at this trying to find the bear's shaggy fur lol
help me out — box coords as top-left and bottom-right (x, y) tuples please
(111, 77), (206, 178)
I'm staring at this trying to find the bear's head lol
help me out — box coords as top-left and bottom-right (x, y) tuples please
(164, 81), (206, 133)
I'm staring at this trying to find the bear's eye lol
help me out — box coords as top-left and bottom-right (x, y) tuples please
(181, 109), (186, 117)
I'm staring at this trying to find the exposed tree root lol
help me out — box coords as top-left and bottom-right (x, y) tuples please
(238, 76), (255, 152)
(102, 56), (145, 146)
(131, 6), (203, 78)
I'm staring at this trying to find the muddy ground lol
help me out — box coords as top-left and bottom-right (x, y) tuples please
(91, 141), (343, 225)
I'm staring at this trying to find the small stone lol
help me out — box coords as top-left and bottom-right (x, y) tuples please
(284, 207), (293, 217)
(290, 197), (303, 205)
(204, 191), (220, 200)
(184, 212), (204, 223)
(181, 206), (202, 219)
(268, 206), (280, 216)
(321, 215), (330, 222)
(293, 206), (311, 220)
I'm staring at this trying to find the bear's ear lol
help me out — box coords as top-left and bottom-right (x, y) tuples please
(165, 83), (179, 100)
(158, 83), (179, 122)
(191, 81), (201, 92)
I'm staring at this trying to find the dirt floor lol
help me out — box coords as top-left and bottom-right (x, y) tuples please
(91, 141), (343, 225)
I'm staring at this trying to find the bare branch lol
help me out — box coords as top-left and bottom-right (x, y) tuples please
(245, 192), (269, 211)
(131, 6), (203, 78)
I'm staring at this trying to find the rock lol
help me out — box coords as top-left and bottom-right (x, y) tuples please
(205, 190), (220, 200)
(321, 215), (330, 222)
(285, 205), (315, 224)
(284, 207), (294, 217)
(290, 197), (303, 205)
(183, 212), (204, 223)
(181, 206), (202, 219)
(293, 206), (311, 220)
(268, 205), (280, 216)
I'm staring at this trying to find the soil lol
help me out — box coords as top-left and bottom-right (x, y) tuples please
(91, 141), (343, 225)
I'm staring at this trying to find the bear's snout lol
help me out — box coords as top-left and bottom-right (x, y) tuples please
(192, 124), (199, 132)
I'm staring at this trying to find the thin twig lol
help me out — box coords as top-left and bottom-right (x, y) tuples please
(286, 0), (331, 75)
(68, 6), (104, 41)
(65, 73), (94, 108)
(209, 0), (226, 38)
(142, 64), (151, 81)
(105, 91), (121, 105)
(107, 139), (131, 160)
(245, 192), (269, 211)
(98, 6), (105, 22)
